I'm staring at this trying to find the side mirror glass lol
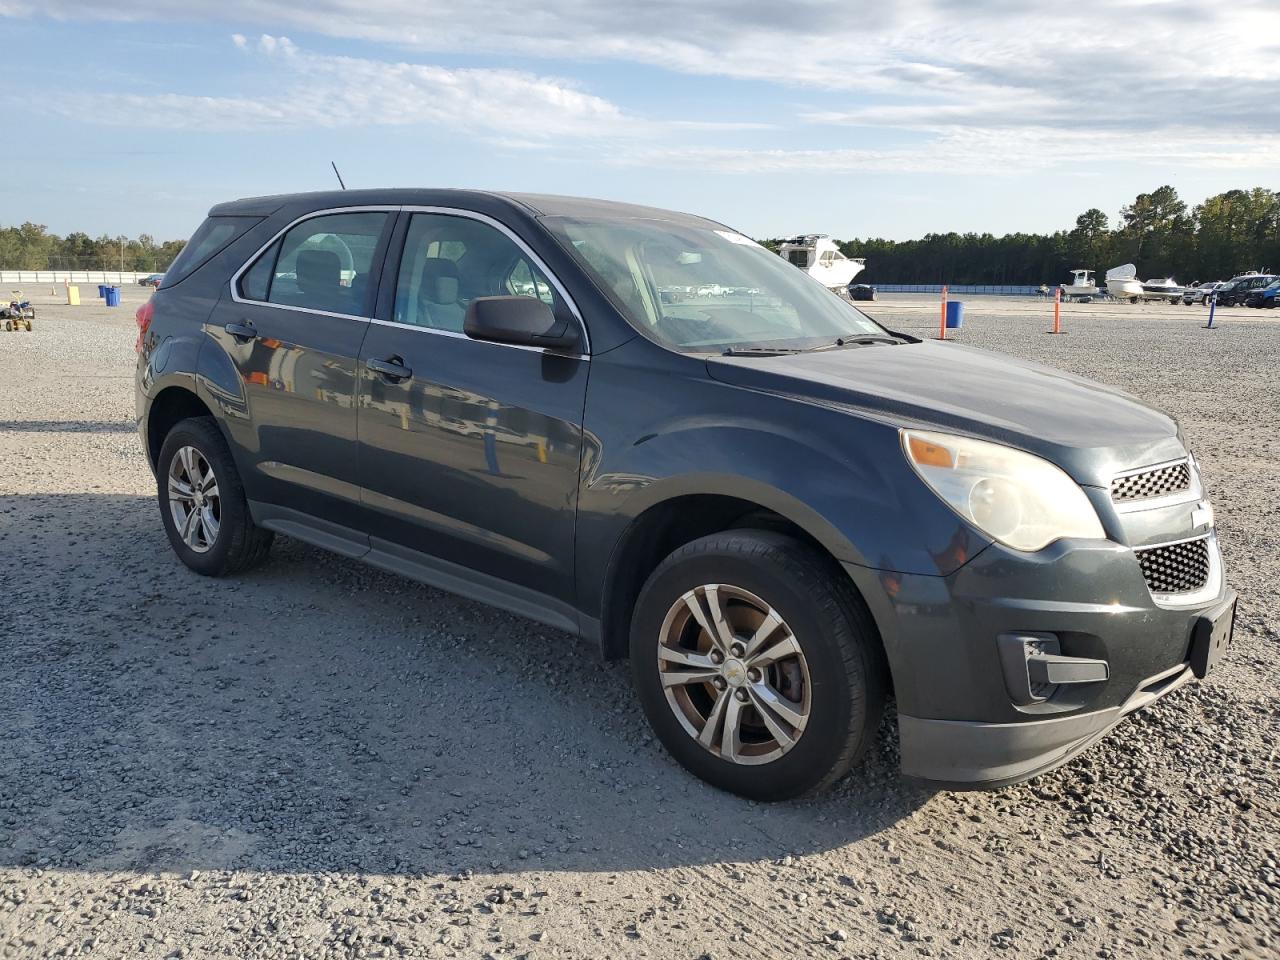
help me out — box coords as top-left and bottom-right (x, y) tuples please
(463, 296), (579, 351)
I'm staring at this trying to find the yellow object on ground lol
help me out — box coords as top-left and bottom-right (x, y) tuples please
(66, 285), (80, 305)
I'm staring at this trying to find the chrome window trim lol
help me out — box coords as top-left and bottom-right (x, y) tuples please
(366, 316), (588, 361)
(227, 203), (591, 357)
(1134, 531), (1223, 609)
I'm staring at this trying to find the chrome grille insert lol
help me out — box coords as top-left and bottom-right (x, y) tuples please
(1111, 460), (1191, 503)
(1135, 536), (1211, 595)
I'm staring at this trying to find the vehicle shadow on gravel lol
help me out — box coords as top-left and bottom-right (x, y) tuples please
(0, 493), (933, 880)
(0, 420), (136, 433)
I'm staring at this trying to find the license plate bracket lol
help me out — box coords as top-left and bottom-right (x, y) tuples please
(1189, 593), (1236, 679)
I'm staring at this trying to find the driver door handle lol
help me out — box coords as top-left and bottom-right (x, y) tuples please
(224, 321), (258, 342)
(366, 357), (413, 382)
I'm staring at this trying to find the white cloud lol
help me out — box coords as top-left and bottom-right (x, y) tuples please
(67, 36), (635, 141)
(627, 129), (1280, 176)
(8, 0), (1279, 108)
(13, 1), (1280, 172)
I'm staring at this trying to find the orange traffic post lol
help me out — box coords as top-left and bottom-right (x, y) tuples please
(1052, 286), (1061, 334)
(938, 285), (949, 340)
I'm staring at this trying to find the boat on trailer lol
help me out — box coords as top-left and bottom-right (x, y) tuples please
(777, 235), (865, 289)
(1060, 268), (1098, 301)
(1105, 263), (1145, 302)
(1140, 277), (1183, 302)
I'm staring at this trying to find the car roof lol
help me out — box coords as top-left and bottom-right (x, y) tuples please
(208, 188), (727, 230)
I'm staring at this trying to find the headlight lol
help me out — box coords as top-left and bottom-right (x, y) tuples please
(901, 429), (1106, 552)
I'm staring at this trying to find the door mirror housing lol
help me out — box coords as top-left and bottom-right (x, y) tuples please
(464, 296), (579, 351)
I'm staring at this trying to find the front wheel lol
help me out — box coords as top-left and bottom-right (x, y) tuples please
(157, 417), (273, 576)
(630, 531), (886, 800)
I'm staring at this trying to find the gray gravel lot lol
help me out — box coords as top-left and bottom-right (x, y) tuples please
(0, 288), (1277, 959)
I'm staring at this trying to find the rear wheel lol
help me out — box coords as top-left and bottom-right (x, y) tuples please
(157, 417), (272, 576)
(630, 531), (885, 800)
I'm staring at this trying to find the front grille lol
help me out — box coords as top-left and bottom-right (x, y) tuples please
(1135, 537), (1211, 594)
(1111, 461), (1191, 502)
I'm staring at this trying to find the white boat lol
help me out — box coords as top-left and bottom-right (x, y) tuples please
(1106, 263), (1145, 302)
(1140, 277), (1183, 302)
(1060, 268), (1098, 301)
(777, 235), (865, 288)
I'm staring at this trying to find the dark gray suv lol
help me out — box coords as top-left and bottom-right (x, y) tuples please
(135, 190), (1235, 800)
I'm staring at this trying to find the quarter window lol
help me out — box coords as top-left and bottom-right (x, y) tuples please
(163, 215), (260, 288)
(393, 213), (562, 332)
(245, 212), (388, 315)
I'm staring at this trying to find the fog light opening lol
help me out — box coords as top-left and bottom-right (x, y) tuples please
(997, 632), (1109, 707)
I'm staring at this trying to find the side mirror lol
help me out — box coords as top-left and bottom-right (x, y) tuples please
(463, 296), (579, 351)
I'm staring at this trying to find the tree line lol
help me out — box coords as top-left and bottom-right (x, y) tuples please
(0, 223), (186, 273)
(5, 184), (1278, 284)
(766, 185), (1280, 286)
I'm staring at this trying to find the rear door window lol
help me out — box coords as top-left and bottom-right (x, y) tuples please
(250, 212), (389, 316)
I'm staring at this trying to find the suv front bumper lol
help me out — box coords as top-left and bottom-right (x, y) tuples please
(842, 539), (1234, 790)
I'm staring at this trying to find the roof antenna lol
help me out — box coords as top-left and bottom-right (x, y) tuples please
(331, 161), (347, 190)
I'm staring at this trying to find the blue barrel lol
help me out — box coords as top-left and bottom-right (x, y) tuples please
(97, 284), (108, 298)
(945, 300), (964, 329)
(104, 286), (121, 307)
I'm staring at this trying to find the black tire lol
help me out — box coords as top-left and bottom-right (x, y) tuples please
(156, 416), (273, 576)
(630, 530), (886, 801)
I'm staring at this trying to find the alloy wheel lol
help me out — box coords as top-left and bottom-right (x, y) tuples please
(167, 445), (220, 553)
(657, 584), (810, 765)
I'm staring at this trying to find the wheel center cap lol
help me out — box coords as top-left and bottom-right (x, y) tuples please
(193, 491), (205, 507)
(722, 658), (748, 687)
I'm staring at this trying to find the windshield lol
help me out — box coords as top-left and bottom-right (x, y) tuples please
(541, 216), (888, 353)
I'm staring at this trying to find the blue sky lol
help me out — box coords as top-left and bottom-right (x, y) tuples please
(3, 1), (1279, 243)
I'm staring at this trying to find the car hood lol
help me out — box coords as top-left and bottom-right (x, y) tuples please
(706, 340), (1185, 487)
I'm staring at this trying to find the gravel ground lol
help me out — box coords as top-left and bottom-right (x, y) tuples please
(0, 288), (1276, 959)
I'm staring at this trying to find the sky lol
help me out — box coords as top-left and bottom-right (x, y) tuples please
(2, 0), (1279, 243)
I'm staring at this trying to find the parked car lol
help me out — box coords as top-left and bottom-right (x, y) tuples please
(138, 274), (165, 287)
(1182, 281), (1223, 305)
(135, 189), (1234, 800)
(1215, 273), (1275, 307)
(1244, 278), (1280, 308)
(847, 282), (876, 301)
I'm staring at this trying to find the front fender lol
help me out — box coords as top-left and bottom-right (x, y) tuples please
(584, 420), (987, 575)
(573, 340), (991, 628)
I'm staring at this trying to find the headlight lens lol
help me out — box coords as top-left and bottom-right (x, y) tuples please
(901, 430), (1106, 552)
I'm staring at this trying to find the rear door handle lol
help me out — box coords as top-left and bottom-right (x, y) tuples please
(366, 357), (413, 382)
(224, 321), (258, 342)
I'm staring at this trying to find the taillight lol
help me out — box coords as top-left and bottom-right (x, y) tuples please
(135, 299), (154, 353)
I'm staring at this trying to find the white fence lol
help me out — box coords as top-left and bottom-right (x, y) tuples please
(1, 270), (156, 285)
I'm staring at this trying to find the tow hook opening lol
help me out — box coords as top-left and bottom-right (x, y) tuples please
(997, 632), (1109, 707)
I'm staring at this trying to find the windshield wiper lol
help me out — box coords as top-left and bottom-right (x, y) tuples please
(722, 346), (806, 356)
(831, 335), (903, 347)
(721, 334), (908, 356)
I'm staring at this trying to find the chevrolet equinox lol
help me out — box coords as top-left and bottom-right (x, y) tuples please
(135, 190), (1235, 800)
